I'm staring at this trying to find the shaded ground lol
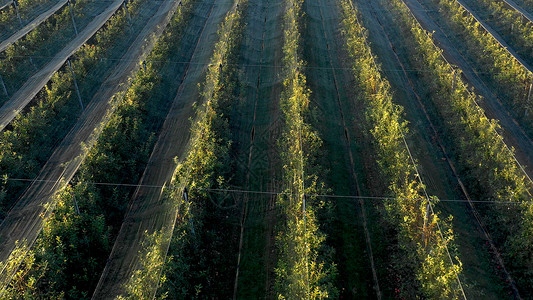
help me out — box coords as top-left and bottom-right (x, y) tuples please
(232, 0), (284, 298)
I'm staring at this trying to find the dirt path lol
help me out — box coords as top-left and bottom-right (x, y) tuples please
(0, 0), (181, 292)
(0, 0), (68, 52)
(91, 1), (236, 298)
(261, 13), (285, 300)
(0, 0), (123, 132)
(403, 0), (533, 180)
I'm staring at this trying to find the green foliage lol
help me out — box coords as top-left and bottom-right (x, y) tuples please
(1, 1), (196, 298)
(0, 0), (142, 213)
(435, 0), (533, 134)
(474, 0), (533, 62)
(388, 0), (533, 293)
(0, 0), (93, 100)
(339, 0), (463, 298)
(0, 0), (54, 38)
(274, 0), (337, 298)
(123, 2), (247, 298)
(118, 230), (170, 300)
(0, 244), (47, 300)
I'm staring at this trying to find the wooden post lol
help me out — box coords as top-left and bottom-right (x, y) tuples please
(526, 78), (532, 117)
(0, 74), (8, 98)
(67, 0), (79, 36)
(67, 59), (84, 110)
(29, 56), (38, 71)
(183, 187), (197, 239)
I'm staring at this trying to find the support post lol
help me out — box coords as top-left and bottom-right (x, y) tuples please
(422, 199), (431, 248)
(29, 56), (38, 71)
(303, 193), (309, 296)
(451, 69), (456, 91)
(67, 59), (84, 110)
(183, 187), (188, 203)
(67, 0), (79, 36)
(13, 0), (23, 27)
(183, 187), (196, 238)
(123, 0), (131, 23)
(0, 74), (8, 98)
(73, 196), (80, 215)
(526, 78), (532, 117)
(527, 77), (533, 102)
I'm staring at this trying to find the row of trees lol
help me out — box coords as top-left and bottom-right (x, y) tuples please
(434, 0), (533, 134)
(338, 0), (464, 298)
(0, 0), (53, 38)
(468, 0), (532, 63)
(519, 0), (533, 10)
(274, 0), (336, 298)
(0, 0), (143, 216)
(0, 0), (92, 102)
(123, 2), (248, 298)
(1, 1), (196, 298)
(390, 0), (533, 295)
